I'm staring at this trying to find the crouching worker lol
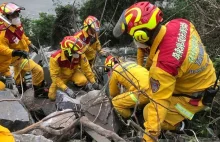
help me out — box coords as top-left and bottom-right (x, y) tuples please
(48, 36), (102, 101)
(0, 2), (48, 97)
(105, 55), (149, 119)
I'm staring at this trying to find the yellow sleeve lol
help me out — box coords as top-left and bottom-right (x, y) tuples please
(2, 67), (11, 77)
(80, 54), (95, 83)
(137, 48), (144, 66)
(91, 39), (101, 52)
(23, 34), (31, 46)
(145, 64), (176, 133)
(0, 32), (13, 56)
(49, 57), (67, 90)
(109, 72), (120, 98)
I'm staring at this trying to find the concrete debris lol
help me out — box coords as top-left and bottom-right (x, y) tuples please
(80, 90), (121, 132)
(21, 88), (56, 116)
(0, 90), (31, 131)
(13, 134), (52, 142)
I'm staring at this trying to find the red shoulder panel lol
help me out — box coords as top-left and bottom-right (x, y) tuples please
(156, 19), (190, 76)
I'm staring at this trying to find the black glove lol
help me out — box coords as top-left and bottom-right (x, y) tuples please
(89, 37), (97, 45)
(65, 88), (76, 98)
(92, 82), (103, 90)
(12, 50), (28, 59)
(29, 44), (38, 54)
(5, 76), (14, 89)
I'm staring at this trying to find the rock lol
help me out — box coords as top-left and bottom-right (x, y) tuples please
(21, 88), (55, 121)
(0, 91), (31, 131)
(55, 90), (81, 111)
(13, 134), (53, 142)
(80, 90), (121, 132)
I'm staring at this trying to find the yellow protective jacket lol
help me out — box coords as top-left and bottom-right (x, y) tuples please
(109, 61), (149, 98)
(145, 19), (216, 134)
(74, 30), (101, 61)
(50, 50), (95, 91)
(0, 25), (31, 76)
(0, 125), (14, 142)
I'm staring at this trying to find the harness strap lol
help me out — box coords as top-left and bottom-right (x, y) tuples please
(173, 93), (202, 99)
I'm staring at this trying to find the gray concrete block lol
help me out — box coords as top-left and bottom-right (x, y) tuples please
(0, 91), (31, 131)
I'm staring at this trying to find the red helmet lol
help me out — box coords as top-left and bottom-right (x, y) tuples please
(0, 3), (24, 15)
(60, 36), (87, 55)
(104, 55), (120, 71)
(83, 16), (100, 32)
(113, 1), (163, 38)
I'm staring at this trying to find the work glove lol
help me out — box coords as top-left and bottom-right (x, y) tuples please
(5, 76), (14, 89)
(92, 82), (103, 90)
(12, 50), (28, 59)
(65, 88), (76, 99)
(29, 44), (38, 54)
(89, 37), (97, 45)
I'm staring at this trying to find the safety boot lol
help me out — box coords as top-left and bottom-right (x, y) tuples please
(16, 82), (28, 94)
(34, 80), (49, 98)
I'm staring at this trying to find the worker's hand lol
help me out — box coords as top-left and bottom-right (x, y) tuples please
(5, 76), (14, 89)
(12, 50), (28, 59)
(98, 49), (110, 57)
(65, 88), (76, 99)
(89, 37), (97, 45)
(29, 44), (38, 54)
(92, 82), (103, 90)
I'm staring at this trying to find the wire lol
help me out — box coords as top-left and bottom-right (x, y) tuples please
(94, 65), (176, 113)
(99, 1), (120, 38)
(99, 0), (108, 24)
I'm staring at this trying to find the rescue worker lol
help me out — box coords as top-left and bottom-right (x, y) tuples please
(113, 1), (217, 141)
(74, 16), (103, 66)
(105, 55), (149, 118)
(49, 36), (102, 101)
(0, 47), (28, 90)
(0, 2), (48, 97)
(0, 125), (14, 142)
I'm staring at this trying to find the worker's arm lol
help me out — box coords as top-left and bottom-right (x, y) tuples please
(0, 32), (13, 56)
(50, 57), (67, 90)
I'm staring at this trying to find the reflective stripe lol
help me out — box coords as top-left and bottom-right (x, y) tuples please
(119, 62), (137, 73)
(129, 92), (138, 102)
(175, 103), (194, 120)
(20, 59), (28, 69)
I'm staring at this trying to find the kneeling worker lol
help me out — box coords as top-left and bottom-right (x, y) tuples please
(105, 55), (150, 118)
(48, 36), (101, 100)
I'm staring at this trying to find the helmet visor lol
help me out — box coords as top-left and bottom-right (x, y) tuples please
(90, 20), (100, 32)
(113, 10), (127, 38)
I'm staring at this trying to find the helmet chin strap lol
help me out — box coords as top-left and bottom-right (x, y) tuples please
(134, 40), (149, 49)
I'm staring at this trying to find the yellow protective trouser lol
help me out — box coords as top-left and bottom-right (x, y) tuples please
(13, 59), (44, 86)
(0, 81), (5, 90)
(112, 91), (149, 118)
(143, 96), (205, 142)
(48, 69), (88, 100)
(0, 125), (15, 142)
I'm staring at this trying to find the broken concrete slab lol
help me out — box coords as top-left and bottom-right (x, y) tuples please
(84, 127), (111, 142)
(13, 134), (53, 142)
(80, 90), (121, 132)
(21, 88), (56, 116)
(0, 91), (31, 131)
